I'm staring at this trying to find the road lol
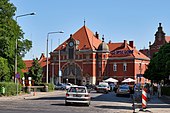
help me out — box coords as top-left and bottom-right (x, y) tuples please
(0, 90), (169, 113)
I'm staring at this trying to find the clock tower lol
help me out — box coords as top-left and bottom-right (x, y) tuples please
(149, 23), (166, 58)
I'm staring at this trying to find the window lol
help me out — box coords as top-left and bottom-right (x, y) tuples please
(53, 57), (56, 61)
(68, 48), (74, 59)
(99, 71), (101, 77)
(123, 63), (127, 71)
(113, 63), (117, 71)
(86, 54), (90, 59)
(99, 62), (101, 68)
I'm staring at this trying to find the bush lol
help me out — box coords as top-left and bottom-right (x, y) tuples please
(162, 86), (170, 96)
(47, 83), (54, 91)
(0, 82), (22, 96)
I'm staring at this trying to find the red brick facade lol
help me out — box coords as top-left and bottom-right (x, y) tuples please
(49, 25), (150, 85)
(23, 25), (150, 85)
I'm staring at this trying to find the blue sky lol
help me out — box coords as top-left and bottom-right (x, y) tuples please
(10, 0), (170, 60)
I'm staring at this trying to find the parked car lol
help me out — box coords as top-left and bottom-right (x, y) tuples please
(65, 83), (73, 90)
(96, 83), (110, 93)
(116, 85), (130, 97)
(85, 84), (96, 92)
(65, 86), (91, 106)
(55, 83), (66, 90)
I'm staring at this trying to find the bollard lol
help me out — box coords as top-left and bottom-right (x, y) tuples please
(44, 85), (48, 92)
(142, 88), (147, 109)
(131, 94), (136, 113)
(33, 88), (36, 96)
(28, 77), (32, 86)
(27, 86), (31, 94)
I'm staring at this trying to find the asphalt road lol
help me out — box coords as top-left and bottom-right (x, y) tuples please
(0, 90), (169, 113)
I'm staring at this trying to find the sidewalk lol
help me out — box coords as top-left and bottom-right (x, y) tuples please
(160, 95), (170, 104)
(0, 90), (65, 101)
(134, 95), (170, 113)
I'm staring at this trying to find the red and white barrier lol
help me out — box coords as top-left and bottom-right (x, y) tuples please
(142, 88), (147, 109)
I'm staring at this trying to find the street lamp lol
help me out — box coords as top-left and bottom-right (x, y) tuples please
(58, 44), (65, 84)
(46, 31), (64, 84)
(15, 12), (36, 95)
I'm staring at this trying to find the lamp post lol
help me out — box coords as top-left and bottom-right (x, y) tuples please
(58, 43), (65, 84)
(46, 31), (64, 84)
(15, 12), (36, 84)
(15, 12), (35, 96)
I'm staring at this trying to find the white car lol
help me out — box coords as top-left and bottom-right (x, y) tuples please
(65, 83), (73, 90)
(96, 82), (110, 93)
(65, 86), (91, 106)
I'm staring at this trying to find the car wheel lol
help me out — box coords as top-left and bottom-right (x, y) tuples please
(105, 91), (108, 94)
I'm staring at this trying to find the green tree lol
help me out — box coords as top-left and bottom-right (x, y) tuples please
(28, 59), (43, 85)
(0, 0), (32, 81)
(144, 43), (170, 83)
(0, 57), (10, 81)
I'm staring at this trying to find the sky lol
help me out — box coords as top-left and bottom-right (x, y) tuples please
(10, 0), (170, 60)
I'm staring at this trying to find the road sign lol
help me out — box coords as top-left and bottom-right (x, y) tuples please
(15, 73), (20, 79)
(59, 70), (62, 77)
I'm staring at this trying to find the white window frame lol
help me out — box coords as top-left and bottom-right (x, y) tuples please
(113, 63), (117, 71)
(123, 63), (127, 71)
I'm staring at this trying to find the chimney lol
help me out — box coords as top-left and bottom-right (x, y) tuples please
(124, 40), (127, 48)
(109, 40), (111, 44)
(129, 41), (134, 48)
(95, 32), (99, 39)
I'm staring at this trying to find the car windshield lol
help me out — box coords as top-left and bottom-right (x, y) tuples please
(57, 84), (63, 86)
(69, 87), (86, 93)
(98, 84), (107, 87)
(120, 86), (129, 89)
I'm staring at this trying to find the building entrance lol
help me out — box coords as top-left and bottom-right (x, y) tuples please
(62, 63), (82, 85)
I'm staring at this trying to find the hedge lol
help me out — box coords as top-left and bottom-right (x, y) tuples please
(0, 82), (22, 96)
(47, 83), (55, 91)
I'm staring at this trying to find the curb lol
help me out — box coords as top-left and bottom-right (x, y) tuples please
(0, 90), (66, 101)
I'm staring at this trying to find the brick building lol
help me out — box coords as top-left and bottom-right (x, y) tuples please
(22, 53), (48, 85)
(48, 25), (150, 85)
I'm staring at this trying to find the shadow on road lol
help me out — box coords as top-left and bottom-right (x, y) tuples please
(95, 105), (132, 110)
(147, 104), (170, 108)
(51, 103), (89, 107)
(51, 103), (65, 106)
(92, 92), (132, 104)
(27, 96), (65, 100)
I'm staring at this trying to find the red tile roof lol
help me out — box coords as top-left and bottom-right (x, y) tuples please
(54, 25), (149, 60)
(22, 53), (49, 73)
(108, 42), (150, 60)
(22, 60), (33, 73)
(54, 26), (102, 51)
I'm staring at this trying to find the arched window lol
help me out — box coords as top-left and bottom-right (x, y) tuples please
(123, 63), (127, 71)
(113, 63), (117, 71)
